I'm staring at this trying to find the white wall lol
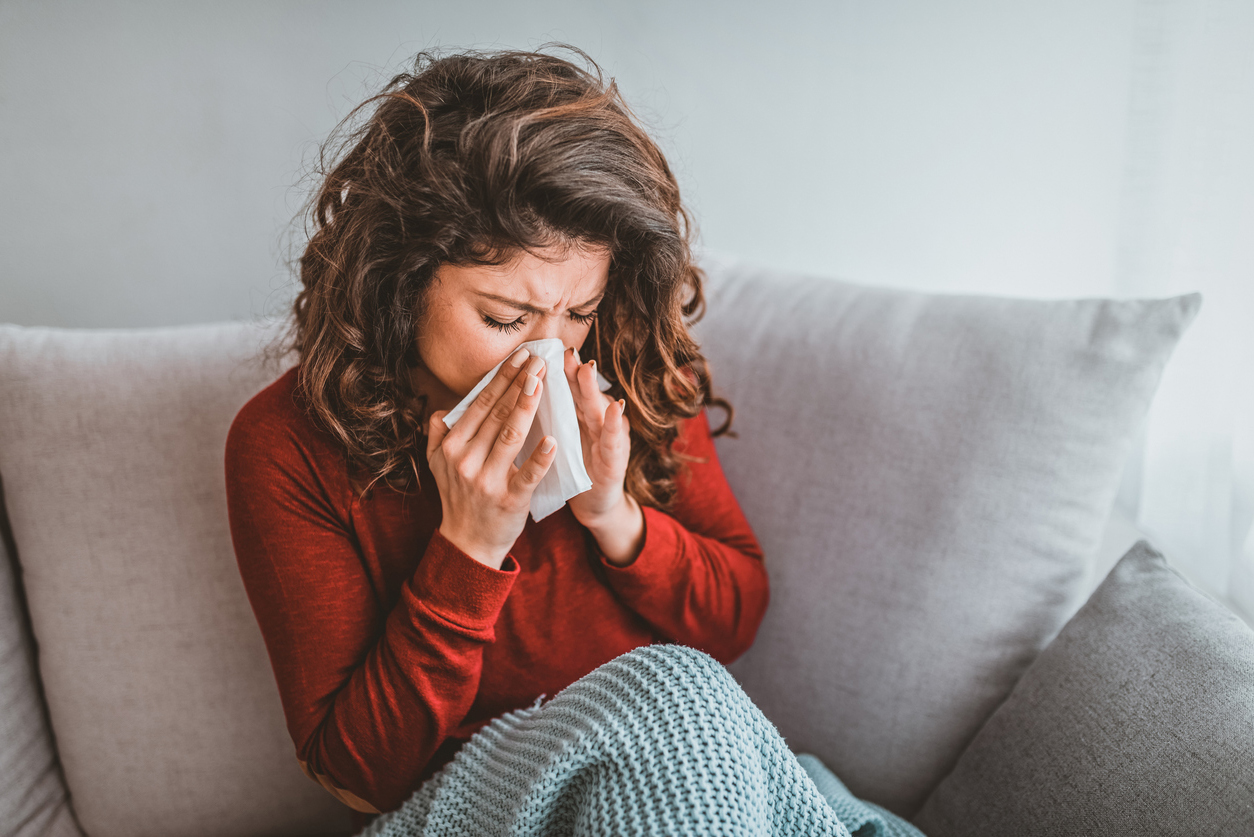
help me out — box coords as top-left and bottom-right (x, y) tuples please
(4, 1), (1252, 619)
(0, 0), (1138, 328)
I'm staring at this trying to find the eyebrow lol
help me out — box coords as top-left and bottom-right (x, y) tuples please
(473, 289), (605, 316)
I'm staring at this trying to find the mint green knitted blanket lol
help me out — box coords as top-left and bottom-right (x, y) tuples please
(355, 644), (925, 837)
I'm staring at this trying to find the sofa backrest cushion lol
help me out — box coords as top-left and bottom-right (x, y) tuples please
(0, 490), (82, 837)
(912, 539), (1254, 835)
(0, 254), (1200, 833)
(0, 324), (351, 837)
(693, 253), (1200, 815)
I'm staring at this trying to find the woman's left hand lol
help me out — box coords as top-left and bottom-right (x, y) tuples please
(563, 347), (631, 527)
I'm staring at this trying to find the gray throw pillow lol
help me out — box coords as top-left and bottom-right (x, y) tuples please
(694, 252), (1202, 815)
(913, 540), (1254, 835)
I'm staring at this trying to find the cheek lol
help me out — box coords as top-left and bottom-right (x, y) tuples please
(417, 307), (519, 395)
(574, 321), (597, 354)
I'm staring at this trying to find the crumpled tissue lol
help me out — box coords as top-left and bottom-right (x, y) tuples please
(442, 338), (612, 522)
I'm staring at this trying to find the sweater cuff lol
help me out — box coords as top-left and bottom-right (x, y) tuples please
(597, 505), (682, 594)
(404, 528), (519, 639)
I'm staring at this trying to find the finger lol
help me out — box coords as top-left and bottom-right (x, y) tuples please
(565, 351), (591, 431)
(426, 410), (450, 460)
(574, 359), (611, 428)
(508, 434), (557, 496)
(601, 399), (628, 456)
(443, 346), (531, 448)
(479, 361), (544, 476)
(470, 353), (546, 464)
(563, 345), (581, 393)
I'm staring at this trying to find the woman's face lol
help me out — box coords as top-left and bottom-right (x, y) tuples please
(413, 242), (611, 411)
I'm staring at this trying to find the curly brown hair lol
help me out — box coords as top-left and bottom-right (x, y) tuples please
(286, 43), (734, 510)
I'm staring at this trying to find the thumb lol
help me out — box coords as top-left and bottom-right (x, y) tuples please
(426, 410), (450, 458)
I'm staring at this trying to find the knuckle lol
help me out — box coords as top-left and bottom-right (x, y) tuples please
(498, 424), (524, 446)
(490, 401), (513, 423)
(454, 459), (475, 481)
(473, 387), (496, 410)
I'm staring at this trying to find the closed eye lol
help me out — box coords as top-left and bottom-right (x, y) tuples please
(481, 309), (598, 333)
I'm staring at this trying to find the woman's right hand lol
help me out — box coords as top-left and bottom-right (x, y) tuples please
(425, 347), (558, 569)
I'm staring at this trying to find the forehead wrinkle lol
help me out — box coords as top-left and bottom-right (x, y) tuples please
(473, 286), (606, 316)
(465, 243), (609, 315)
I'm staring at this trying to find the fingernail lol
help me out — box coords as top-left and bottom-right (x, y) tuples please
(523, 373), (538, 396)
(589, 359), (596, 370)
(509, 347), (531, 367)
(525, 355), (545, 375)
(541, 436), (555, 453)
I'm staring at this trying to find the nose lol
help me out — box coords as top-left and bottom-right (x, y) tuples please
(527, 314), (585, 350)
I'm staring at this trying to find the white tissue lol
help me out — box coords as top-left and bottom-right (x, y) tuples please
(441, 338), (612, 522)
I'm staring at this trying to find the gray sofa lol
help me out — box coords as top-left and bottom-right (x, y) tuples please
(2, 254), (1251, 837)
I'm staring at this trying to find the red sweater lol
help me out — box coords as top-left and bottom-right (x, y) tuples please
(224, 366), (769, 820)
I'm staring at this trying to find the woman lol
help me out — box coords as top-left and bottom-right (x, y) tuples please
(226, 45), (917, 837)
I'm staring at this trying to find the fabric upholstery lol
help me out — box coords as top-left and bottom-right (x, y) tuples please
(0, 324), (352, 837)
(913, 539), (1254, 835)
(0, 487), (82, 837)
(693, 253), (1201, 815)
(0, 254), (1201, 833)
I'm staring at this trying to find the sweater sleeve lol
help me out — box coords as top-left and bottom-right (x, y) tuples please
(591, 407), (770, 664)
(224, 394), (516, 815)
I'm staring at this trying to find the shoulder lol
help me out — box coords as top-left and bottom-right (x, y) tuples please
(225, 366), (346, 494)
(673, 407), (714, 457)
(671, 364), (715, 455)
(228, 366), (307, 453)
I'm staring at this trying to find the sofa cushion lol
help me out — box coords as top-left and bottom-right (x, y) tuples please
(0, 253), (1201, 833)
(694, 253), (1201, 815)
(0, 324), (351, 837)
(912, 540), (1254, 835)
(0, 490), (82, 837)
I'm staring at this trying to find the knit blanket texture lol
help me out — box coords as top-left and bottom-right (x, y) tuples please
(354, 644), (925, 837)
